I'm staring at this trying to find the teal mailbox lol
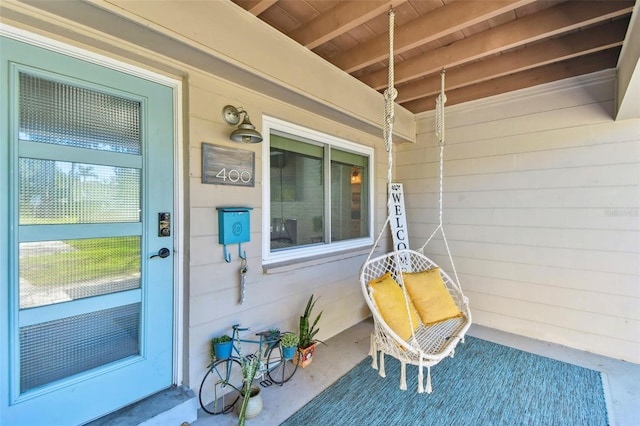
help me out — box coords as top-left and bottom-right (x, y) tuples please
(217, 207), (253, 262)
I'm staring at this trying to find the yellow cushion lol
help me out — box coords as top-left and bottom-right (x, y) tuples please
(402, 268), (463, 326)
(368, 272), (420, 341)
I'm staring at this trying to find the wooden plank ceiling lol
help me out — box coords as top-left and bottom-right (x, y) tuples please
(230, 0), (635, 113)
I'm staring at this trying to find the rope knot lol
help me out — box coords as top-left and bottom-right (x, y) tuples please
(384, 87), (398, 102)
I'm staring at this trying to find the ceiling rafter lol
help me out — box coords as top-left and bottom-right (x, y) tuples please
(403, 48), (621, 112)
(237, 0), (278, 16)
(397, 18), (630, 104)
(230, 0), (637, 113)
(289, 0), (406, 50)
(330, 0), (536, 73)
(362, 0), (634, 90)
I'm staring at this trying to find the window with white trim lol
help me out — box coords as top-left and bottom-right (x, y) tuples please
(262, 117), (373, 264)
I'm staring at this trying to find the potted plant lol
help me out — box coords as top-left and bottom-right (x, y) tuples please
(210, 335), (232, 361)
(267, 328), (280, 344)
(295, 294), (324, 368)
(236, 344), (261, 425)
(280, 332), (299, 360)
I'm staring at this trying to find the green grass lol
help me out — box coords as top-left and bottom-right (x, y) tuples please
(21, 237), (140, 286)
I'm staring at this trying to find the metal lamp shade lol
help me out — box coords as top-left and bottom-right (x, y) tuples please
(230, 114), (263, 143)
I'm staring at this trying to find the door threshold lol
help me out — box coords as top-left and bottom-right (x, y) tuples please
(85, 386), (197, 426)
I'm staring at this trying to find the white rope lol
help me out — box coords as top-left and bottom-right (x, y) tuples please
(436, 70), (446, 146)
(418, 356), (424, 393)
(383, 8), (396, 153)
(370, 336), (378, 370)
(383, 7), (397, 252)
(379, 9), (419, 343)
(364, 7), (396, 268)
(365, 9), (419, 344)
(436, 70), (446, 228)
(418, 69), (463, 294)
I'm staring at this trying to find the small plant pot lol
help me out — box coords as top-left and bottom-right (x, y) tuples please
(282, 345), (297, 360)
(236, 386), (263, 420)
(294, 343), (316, 368)
(213, 341), (232, 359)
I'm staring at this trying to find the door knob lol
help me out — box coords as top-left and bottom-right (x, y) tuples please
(150, 247), (171, 259)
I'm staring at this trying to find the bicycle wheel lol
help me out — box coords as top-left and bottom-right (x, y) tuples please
(266, 344), (299, 385)
(199, 358), (243, 415)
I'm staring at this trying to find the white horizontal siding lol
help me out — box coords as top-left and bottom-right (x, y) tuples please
(410, 223), (639, 253)
(471, 309), (640, 363)
(401, 72), (640, 363)
(184, 68), (380, 389)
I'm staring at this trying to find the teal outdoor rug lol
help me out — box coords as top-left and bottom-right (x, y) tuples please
(282, 336), (608, 425)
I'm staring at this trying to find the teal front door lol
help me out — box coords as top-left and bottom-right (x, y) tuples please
(0, 37), (175, 425)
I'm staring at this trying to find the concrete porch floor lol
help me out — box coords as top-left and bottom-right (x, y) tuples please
(191, 318), (640, 426)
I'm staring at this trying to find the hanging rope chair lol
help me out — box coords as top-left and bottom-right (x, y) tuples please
(359, 9), (472, 394)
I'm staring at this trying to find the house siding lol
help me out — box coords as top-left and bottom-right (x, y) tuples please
(185, 70), (382, 388)
(401, 72), (640, 363)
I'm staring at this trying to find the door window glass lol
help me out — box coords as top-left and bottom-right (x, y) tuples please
(20, 304), (140, 392)
(19, 237), (141, 309)
(19, 159), (140, 225)
(19, 73), (141, 154)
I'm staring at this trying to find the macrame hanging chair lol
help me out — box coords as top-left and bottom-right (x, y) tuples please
(359, 8), (472, 394)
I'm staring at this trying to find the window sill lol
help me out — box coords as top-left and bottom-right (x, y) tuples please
(262, 246), (373, 274)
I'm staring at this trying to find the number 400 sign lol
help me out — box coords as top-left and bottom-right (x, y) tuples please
(202, 143), (255, 187)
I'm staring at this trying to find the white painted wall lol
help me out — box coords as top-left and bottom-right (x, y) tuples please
(401, 71), (640, 363)
(186, 69), (386, 388)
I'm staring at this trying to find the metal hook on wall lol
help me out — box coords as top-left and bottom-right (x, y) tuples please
(222, 242), (248, 263)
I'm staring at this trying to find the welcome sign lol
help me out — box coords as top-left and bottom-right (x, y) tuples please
(389, 183), (411, 270)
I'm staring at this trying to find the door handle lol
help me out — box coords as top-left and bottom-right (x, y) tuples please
(150, 247), (171, 259)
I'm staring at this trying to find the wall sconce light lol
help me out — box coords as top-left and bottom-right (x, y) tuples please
(222, 105), (263, 143)
(351, 170), (361, 184)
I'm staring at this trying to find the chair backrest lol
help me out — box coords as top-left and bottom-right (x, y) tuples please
(360, 249), (468, 318)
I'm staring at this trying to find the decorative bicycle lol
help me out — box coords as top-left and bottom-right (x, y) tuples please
(198, 324), (300, 415)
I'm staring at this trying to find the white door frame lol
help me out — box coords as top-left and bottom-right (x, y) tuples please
(0, 23), (186, 387)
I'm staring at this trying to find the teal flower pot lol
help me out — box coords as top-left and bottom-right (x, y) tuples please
(214, 341), (232, 359)
(282, 346), (296, 360)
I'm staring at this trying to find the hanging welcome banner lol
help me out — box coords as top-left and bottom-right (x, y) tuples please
(389, 183), (411, 270)
(389, 183), (409, 249)
(389, 183), (409, 250)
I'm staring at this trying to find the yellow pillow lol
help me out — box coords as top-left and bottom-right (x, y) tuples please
(368, 272), (420, 341)
(402, 268), (463, 326)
